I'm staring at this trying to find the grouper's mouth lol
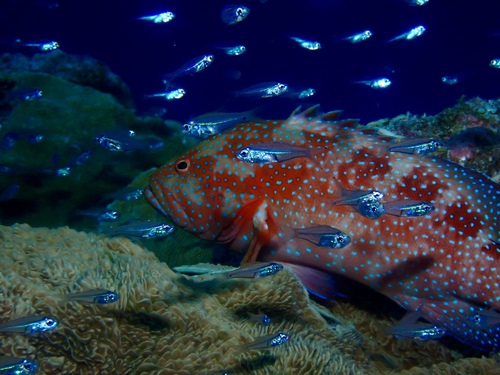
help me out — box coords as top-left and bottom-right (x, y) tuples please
(144, 185), (190, 228)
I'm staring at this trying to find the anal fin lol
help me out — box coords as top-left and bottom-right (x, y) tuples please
(280, 262), (338, 300)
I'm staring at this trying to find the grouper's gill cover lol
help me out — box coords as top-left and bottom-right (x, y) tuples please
(145, 106), (500, 352)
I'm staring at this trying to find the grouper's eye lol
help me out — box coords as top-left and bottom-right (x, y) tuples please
(175, 159), (190, 173)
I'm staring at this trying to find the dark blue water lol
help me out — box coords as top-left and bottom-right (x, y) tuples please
(2, 0), (499, 123)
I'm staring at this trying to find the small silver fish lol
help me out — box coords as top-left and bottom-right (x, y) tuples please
(65, 289), (119, 304)
(235, 82), (288, 98)
(387, 138), (443, 154)
(10, 88), (43, 101)
(297, 88), (316, 98)
(490, 59), (500, 69)
(384, 200), (435, 217)
(356, 200), (386, 220)
(333, 188), (385, 219)
(441, 76), (458, 85)
(248, 311), (271, 326)
(146, 88), (186, 100)
(75, 208), (120, 222)
(289, 37), (321, 50)
(385, 312), (446, 341)
(408, 0), (429, 5)
(236, 142), (316, 164)
(388, 322), (446, 340)
(55, 167), (71, 177)
(344, 30), (372, 43)
(72, 150), (93, 166)
(105, 187), (144, 201)
(218, 45), (246, 56)
(226, 262), (283, 278)
(17, 39), (59, 51)
(0, 356), (38, 375)
(0, 316), (59, 334)
(105, 221), (174, 238)
(243, 332), (290, 350)
(183, 109), (256, 138)
(162, 55), (214, 83)
(138, 12), (175, 23)
(388, 26), (426, 42)
(465, 309), (500, 330)
(94, 131), (163, 152)
(332, 189), (384, 206)
(295, 226), (351, 249)
(221, 5), (250, 25)
(354, 78), (392, 89)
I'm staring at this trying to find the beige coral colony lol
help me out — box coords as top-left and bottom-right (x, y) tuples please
(1, 223), (500, 374)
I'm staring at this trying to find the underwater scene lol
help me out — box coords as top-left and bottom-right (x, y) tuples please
(1, 0), (500, 374)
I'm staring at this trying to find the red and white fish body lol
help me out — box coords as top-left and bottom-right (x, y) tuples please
(145, 107), (500, 351)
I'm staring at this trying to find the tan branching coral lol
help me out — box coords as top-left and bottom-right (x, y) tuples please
(0, 224), (498, 374)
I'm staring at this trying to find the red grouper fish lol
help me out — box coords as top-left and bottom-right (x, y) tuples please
(145, 106), (500, 352)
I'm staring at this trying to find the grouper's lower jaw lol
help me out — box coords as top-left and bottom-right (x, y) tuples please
(143, 185), (189, 228)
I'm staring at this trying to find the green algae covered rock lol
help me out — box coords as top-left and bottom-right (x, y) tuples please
(0, 57), (185, 228)
(101, 168), (215, 268)
(0, 50), (134, 108)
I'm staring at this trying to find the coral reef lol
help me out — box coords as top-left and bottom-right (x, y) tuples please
(0, 70), (139, 227)
(0, 224), (498, 374)
(0, 52), (194, 229)
(0, 51), (133, 108)
(366, 97), (500, 178)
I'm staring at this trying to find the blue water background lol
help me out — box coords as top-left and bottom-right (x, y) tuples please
(1, 0), (499, 122)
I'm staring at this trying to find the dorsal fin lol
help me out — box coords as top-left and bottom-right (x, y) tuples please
(292, 104), (322, 119)
(291, 106), (345, 124)
(319, 110), (343, 122)
(289, 105), (303, 118)
(335, 119), (359, 128)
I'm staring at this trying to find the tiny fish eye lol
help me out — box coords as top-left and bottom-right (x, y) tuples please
(175, 159), (190, 173)
(236, 7), (244, 15)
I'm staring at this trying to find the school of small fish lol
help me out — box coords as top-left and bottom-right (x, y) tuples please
(0, 289), (119, 373)
(1, 0), (500, 371)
